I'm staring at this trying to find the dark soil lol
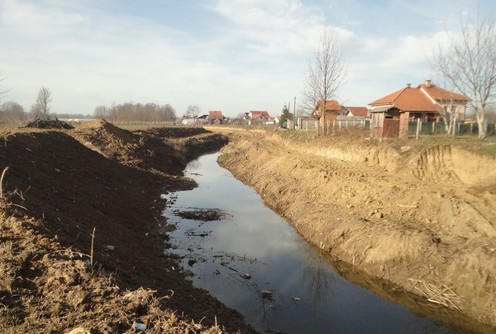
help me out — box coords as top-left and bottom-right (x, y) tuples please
(0, 120), (256, 333)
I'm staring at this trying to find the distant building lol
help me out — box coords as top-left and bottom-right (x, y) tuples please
(246, 111), (271, 125)
(208, 111), (226, 124)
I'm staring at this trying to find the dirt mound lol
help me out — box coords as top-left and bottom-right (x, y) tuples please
(25, 118), (74, 129)
(74, 119), (228, 175)
(216, 128), (496, 332)
(0, 126), (255, 333)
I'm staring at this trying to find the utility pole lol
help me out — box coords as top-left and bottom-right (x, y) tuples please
(293, 96), (296, 129)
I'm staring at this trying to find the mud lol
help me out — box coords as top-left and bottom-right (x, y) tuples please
(0, 120), (255, 333)
(214, 127), (496, 332)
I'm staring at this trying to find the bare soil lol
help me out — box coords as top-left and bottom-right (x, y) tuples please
(0, 120), (256, 333)
(214, 127), (496, 333)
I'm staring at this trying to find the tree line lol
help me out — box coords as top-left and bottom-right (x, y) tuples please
(94, 102), (176, 122)
(0, 85), (177, 123)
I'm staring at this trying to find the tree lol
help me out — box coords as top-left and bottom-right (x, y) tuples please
(0, 76), (7, 97)
(302, 28), (347, 135)
(0, 101), (26, 122)
(280, 105), (291, 128)
(184, 104), (201, 119)
(432, 15), (496, 139)
(32, 87), (52, 120)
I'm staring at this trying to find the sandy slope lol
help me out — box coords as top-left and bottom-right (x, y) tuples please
(215, 127), (496, 332)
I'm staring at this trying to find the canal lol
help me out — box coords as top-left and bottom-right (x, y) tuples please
(162, 152), (453, 334)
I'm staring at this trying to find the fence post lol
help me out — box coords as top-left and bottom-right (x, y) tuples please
(432, 121), (435, 134)
(416, 119), (420, 140)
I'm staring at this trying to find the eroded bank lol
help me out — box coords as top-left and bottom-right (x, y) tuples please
(214, 128), (496, 332)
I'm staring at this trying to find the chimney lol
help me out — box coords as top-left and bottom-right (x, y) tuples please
(425, 79), (432, 87)
(406, 83), (411, 88)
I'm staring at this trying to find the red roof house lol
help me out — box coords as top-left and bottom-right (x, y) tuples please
(368, 81), (468, 137)
(344, 106), (369, 118)
(312, 100), (346, 124)
(208, 111), (225, 124)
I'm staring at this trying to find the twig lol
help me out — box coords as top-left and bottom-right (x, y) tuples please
(90, 227), (96, 271)
(0, 167), (9, 199)
(409, 278), (462, 311)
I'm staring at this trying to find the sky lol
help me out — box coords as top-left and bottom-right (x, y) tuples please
(0, 0), (494, 118)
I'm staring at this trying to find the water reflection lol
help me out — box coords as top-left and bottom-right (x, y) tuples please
(162, 152), (453, 334)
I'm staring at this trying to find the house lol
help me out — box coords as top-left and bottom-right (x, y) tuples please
(195, 114), (209, 124)
(344, 106), (369, 118)
(312, 100), (346, 124)
(208, 111), (225, 124)
(368, 81), (468, 137)
(246, 111), (271, 125)
(417, 80), (469, 121)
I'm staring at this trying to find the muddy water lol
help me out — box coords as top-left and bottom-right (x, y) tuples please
(163, 152), (452, 334)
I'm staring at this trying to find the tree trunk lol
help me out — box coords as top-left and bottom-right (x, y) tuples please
(477, 111), (487, 139)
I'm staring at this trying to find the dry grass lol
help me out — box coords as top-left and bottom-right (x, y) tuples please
(409, 278), (462, 311)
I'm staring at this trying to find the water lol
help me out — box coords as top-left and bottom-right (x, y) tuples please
(162, 152), (453, 334)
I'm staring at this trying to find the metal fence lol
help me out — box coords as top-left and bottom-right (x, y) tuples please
(290, 116), (495, 137)
(407, 121), (496, 136)
(291, 117), (370, 132)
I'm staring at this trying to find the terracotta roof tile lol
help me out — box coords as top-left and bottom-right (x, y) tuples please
(250, 111), (270, 119)
(345, 106), (369, 117)
(317, 100), (341, 111)
(418, 83), (469, 101)
(209, 111), (223, 119)
(369, 86), (443, 113)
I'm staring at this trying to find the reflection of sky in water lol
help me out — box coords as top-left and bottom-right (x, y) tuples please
(163, 153), (452, 334)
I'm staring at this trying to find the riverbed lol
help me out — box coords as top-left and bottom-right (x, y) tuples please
(163, 152), (453, 334)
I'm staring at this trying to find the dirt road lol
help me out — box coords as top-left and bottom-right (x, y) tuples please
(214, 127), (496, 332)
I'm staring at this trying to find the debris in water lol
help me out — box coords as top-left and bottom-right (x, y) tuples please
(261, 290), (273, 299)
(242, 273), (252, 279)
(173, 207), (232, 221)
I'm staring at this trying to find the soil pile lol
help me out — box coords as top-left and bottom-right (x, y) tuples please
(25, 118), (74, 129)
(0, 122), (255, 333)
(215, 127), (496, 332)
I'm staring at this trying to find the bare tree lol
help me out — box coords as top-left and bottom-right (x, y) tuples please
(32, 87), (52, 120)
(184, 104), (201, 119)
(1, 101), (26, 122)
(302, 28), (347, 134)
(0, 76), (8, 99)
(432, 15), (496, 139)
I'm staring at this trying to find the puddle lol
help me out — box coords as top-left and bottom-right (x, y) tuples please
(162, 152), (453, 334)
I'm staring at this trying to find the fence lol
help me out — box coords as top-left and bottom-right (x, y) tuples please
(291, 117), (495, 138)
(407, 121), (496, 136)
(292, 117), (369, 132)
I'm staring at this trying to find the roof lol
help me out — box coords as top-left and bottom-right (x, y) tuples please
(208, 111), (223, 119)
(418, 82), (469, 101)
(369, 86), (443, 113)
(316, 100), (341, 111)
(250, 111), (270, 119)
(345, 106), (369, 117)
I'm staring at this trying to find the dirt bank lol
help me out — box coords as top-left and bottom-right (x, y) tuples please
(215, 127), (496, 332)
(0, 120), (256, 333)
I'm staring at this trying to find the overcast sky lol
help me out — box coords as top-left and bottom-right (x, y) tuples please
(0, 0), (494, 117)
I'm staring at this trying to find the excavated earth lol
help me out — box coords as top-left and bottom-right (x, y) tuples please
(2, 120), (496, 333)
(0, 120), (256, 334)
(213, 127), (496, 333)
